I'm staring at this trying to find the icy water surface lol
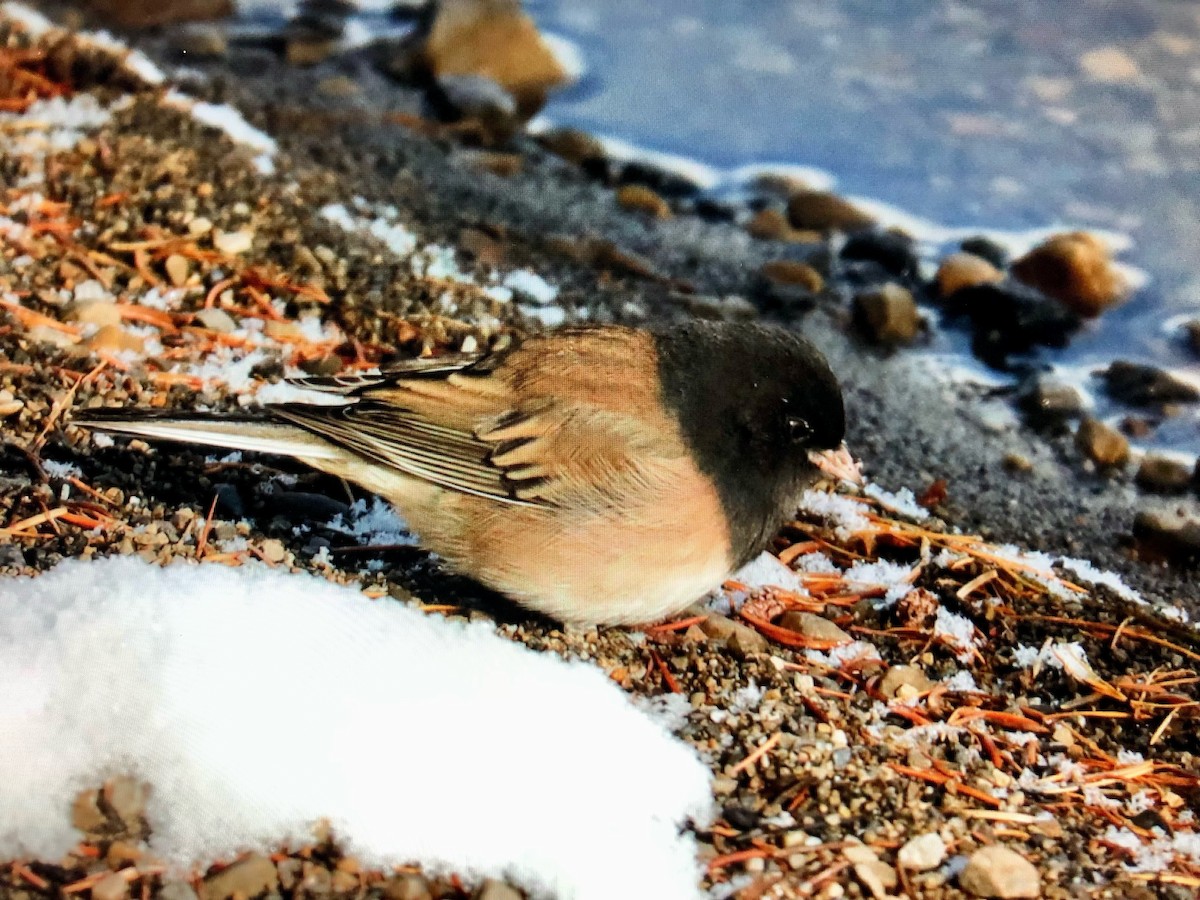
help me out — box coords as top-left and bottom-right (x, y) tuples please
(531, 0), (1200, 412)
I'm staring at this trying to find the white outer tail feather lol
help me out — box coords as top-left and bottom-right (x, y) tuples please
(81, 417), (343, 460)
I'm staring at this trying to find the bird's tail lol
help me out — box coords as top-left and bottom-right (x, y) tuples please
(73, 409), (342, 460)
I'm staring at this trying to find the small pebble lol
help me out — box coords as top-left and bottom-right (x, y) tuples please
(1074, 417), (1130, 468)
(786, 190), (876, 232)
(616, 184), (672, 220)
(898, 833), (947, 871)
(853, 283), (921, 345)
(959, 845), (1040, 898)
(936, 252), (1004, 298)
(165, 254), (190, 287)
(1135, 455), (1192, 494)
(1011, 232), (1127, 317)
(214, 230), (254, 255)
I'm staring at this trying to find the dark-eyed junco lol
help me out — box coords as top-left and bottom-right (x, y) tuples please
(76, 321), (855, 624)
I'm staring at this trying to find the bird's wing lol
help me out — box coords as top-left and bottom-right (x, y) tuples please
(271, 329), (686, 510)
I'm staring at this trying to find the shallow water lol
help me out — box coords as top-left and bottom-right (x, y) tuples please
(530, 0), (1200, 448)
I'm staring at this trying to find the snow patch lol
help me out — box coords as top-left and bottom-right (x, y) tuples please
(0, 557), (713, 899)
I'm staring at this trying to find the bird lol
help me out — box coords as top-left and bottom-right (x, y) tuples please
(74, 321), (857, 625)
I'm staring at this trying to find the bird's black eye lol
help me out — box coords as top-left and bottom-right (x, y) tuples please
(786, 416), (812, 443)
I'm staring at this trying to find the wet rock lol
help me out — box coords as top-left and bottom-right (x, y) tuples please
(1011, 231), (1128, 318)
(1074, 418), (1130, 468)
(943, 282), (1079, 368)
(960, 236), (1008, 269)
(935, 252), (1004, 298)
(1134, 509), (1200, 564)
(745, 208), (792, 241)
(617, 162), (703, 200)
(761, 260), (824, 294)
(475, 880), (522, 900)
(201, 853), (279, 900)
(382, 875), (433, 900)
(535, 128), (605, 166)
(777, 611), (850, 643)
(420, 0), (569, 119)
(959, 845), (1040, 898)
(286, 32), (338, 67)
(841, 231), (919, 279)
(1135, 455), (1192, 494)
(786, 190), (876, 233)
(899, 833), (947, 871)
(1100, 361), (1199, 406)
(170, 24), (228, 59)
(616, 184), (671, 220)
(879, 665), (933, 700)
(753, 260), (824, 313)
(90, 0), (233, 29)
(1185, 320), (1200, 356)
(1017, 373), (1084, 428)
(853, 284), (921, 345)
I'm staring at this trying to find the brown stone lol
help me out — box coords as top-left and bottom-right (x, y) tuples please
(88, 0), (232, 29)
(475, 879), (523, 900)
(421, 0), (569, 119)
(1011, 231), (1128, 317)
(959, 845), (1040, 898)
(853, 283), (921, 344)
(879, 665), (933, 699)
(1074, 417), (1130, 468)
(616, 184), (672, 220)
(936, 252), (1004, 298)
(536, 128), (605, 165)
(1135, 455), (1192, 494)
(777, 611), (850, 644)
(745, 208), (791, 241)
(760, 260), (824, 294)
(71, 788), (107, 833)
(104, 776), (148, 831)
(786, 190), (876, 232)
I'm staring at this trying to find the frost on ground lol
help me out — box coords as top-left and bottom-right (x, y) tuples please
(0, 558), (714, 900)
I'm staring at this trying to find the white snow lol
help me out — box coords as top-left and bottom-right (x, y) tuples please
(933, 608), (981, 662)
(1057, 557), (1143, 604)
(863, 483), (929, 522)
(796, 489), (871, 540)
(729, 551), (808, 596)
(326, 497), (415, 548)
(164, 92), (277, 175)
(503, 269), (559, 305)
(0, 1), (51, 36)
(0, 557), (713, 899)
(842, 559), (916, 606)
